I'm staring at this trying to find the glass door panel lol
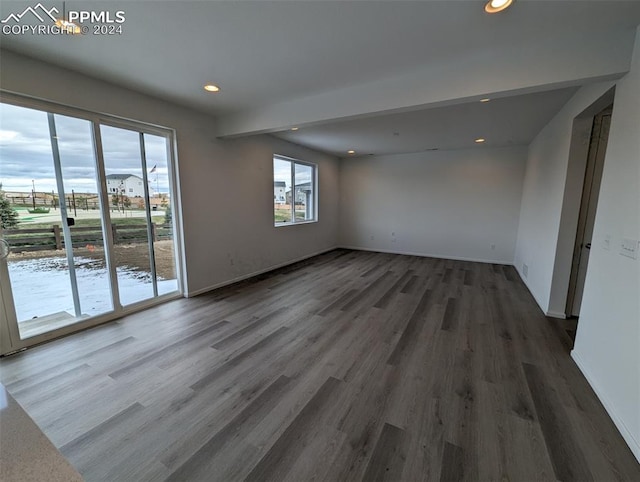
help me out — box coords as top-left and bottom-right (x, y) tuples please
(100, 125), (154, 306)
(52, 113), (113, 319)
(143, 133), (178, 296)
(0, 104), (76, 337)
(100, 125), (179, 306)
(0, 104), (111, 338)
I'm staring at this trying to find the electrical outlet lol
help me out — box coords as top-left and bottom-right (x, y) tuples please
(491, 244), (496, 251)
(620, 238), (638, 259)
(522, 263), (528, 278)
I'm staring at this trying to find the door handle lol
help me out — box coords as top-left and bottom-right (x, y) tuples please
(585, 243), (591, 250)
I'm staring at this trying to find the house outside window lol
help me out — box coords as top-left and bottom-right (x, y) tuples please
(105, 174), (154, 198)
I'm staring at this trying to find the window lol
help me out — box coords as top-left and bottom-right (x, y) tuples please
(273, 155), (316, 225)
(0, 95), (181, 349)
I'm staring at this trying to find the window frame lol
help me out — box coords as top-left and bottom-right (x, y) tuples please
(0, 90), (186, 355)
(273, 155), (318, 227)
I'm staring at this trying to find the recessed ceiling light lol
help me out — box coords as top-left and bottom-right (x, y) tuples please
(347, 150), (356, 154)
(291, 127), (299, 131)
(480, 98), (491, 103)
(475, 138), (486, 143)
(204, 84), (220, 92)
(485, 0), (513, 14)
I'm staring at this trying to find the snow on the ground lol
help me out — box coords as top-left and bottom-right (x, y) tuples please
(8, 256), (178, 322)
(16, 208), (166, 225)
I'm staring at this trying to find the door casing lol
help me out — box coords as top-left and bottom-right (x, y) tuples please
(565, 106), (613, 317)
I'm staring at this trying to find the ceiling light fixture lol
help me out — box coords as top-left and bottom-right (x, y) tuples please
(291, 127), (299, 131)
(55, 1), (81, 34)
(347, 150), (356, 154)
(204, 84), (220, 92)
(475, 138), (486, 143)
(480, 98), (491, 103)
(485, 0), (513, 14)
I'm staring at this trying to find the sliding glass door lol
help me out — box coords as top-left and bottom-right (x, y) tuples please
(100, 124), (178, 306)
(0, 97), (181, 353)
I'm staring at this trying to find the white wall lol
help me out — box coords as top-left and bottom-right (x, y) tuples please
(339, 146), (526, 264)
(513, 81), (615, 316)
(0, 50), (340, 296)
(572, 26), (640, 462)
(514, 26), (640, 461)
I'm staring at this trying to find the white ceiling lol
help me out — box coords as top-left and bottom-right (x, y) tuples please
(273, 87), (579, 156)
(1, 0), (639, 155)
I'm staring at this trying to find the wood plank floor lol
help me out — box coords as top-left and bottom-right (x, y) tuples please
(1, 249), (638, 481)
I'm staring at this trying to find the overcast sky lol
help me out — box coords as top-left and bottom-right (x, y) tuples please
(1, 103), (313, 198)
(0, 103), (171, 194)
(274, 157), (312, 190)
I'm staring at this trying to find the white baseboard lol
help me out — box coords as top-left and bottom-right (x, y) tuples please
(572, 350), (640, 463)
(338, 245), (512, 265)
(186, 246), (339, 297)
(545, 310), (567, 319)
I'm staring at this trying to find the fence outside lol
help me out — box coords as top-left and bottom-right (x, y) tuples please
(6, 192), (101, 210)
(5, 191), (169, 212)
(4, 224), (173, 252)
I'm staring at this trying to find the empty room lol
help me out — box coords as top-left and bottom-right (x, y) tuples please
(0, 1), (639, 481)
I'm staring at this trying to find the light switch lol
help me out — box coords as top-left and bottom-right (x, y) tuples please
(620, 238), (638, 260)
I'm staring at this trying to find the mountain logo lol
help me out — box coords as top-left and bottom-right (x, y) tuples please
(1, 3), (59, 24)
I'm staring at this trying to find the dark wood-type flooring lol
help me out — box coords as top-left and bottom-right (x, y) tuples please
(1, 249), (638, 481)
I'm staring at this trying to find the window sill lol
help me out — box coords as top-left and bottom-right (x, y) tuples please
(274, 219), (318, 227)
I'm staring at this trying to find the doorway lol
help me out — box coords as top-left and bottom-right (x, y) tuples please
(0, 97), (182, 354)
(566, 105), (613, 317)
